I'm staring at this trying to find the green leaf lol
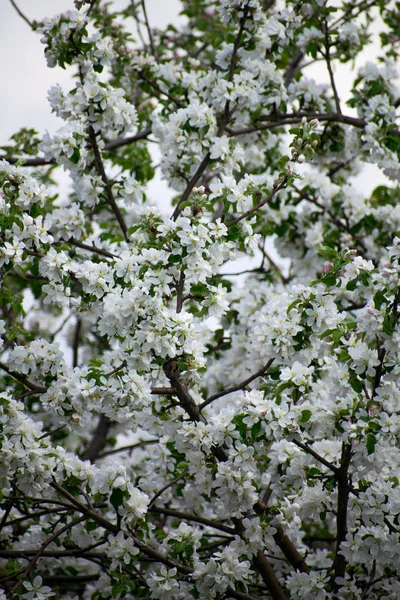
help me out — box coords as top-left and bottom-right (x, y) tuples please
(251, 420), (262, 439)
(373, 290), (387, 309)
(232, 414), (247, 440)
(346, 277), (359, 291)
(383, 314), (396, 336)
(321, 273), (337, 286)
(30, 257), (40, 277)
(86, 520), (97, 532)
(69, 147), (81, 165)
(110, 488), (124, 510)
(349, 375), (362, 393)
(300, 409), (312, 423)
(317, 246), (338, 260)
(366, 433), (377, 455)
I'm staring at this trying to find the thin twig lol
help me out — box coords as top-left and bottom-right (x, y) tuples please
(38, 424), (67, 441)
(148, 472), (188, 508)
(141, 0), (156, 57)
(88, 128), (129, 242)
(0, 127), (152, 166)
(323, 23), (341, 115)
(200, 359), (274, 410)
(96, 438), (158, 459)
(50, 481), (119, 534)
(151, 506), (236, 535)
(68, 238), (118, 259)
(0, 361), (46, 393)
(6, 515), (86, 598)
(292, 439), (340, 475)
(232, 178), (288, 225)
(171, 5), (250, 221)
(9, 0), (33, 28)
(86, 0), (99, 19)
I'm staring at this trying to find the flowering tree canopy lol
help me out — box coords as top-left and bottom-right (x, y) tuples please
(2, 0), (400, 598)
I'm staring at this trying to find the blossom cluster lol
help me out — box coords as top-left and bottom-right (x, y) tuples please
(1, 0), (400, 599)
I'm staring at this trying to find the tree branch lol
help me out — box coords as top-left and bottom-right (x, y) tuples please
(292, 438), (340, 475)
(88, 128), (129, 242)
(150, 506), (236, 535)
(6, 515), (86, 598)
(141, 0), (156, 57)
(9, 0), (33, 29)
(67, 237), (118, 259)
(96, 438), (158, 459)
(332, 443), (352, 593)
(0, 361), (47, 393)
(200, 359), (274, 410)
(81, 415), (112, 462)
(232, 177), (288, 225)
(323, 23), (341, 114)
(171, 5), (250, 221)
(0, 127), (152, 166)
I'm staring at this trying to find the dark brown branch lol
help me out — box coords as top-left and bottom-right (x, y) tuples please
(323, 24), (341, 114)
(9, 0), (33, 28)
(0, 361), (47, 393)
(273, 527), (307, 572)
(226, 589), (262, 600)
(103, 126), (152, 150)
(137, 69), (183, 108)
(292, 439), (340, 475)
(372, 344), (386, 399)
(164, 358), (207, 424)
(176, 271), (185, 313)
(151, 387), (176, 395)
(88, 128), (129, 242)
(72, 317), (81, 369)
(86, 0), (99, 19)
(148, 472), (188, 507)
(97, 438), (158, 459)
(50, 481), (119, 534)
(164, 360), (298, 596)
(254, 551), (286, 600)
(228, 112), (368, 137)
(38, 424), (67, 441)
(0, 127), (152, 166)
(141, 0), (156, 57)
(232, 177), (288, 225)
(151, 506), (236, 535)
(200, 359), (274, 410)
(6, 515), (86, 598)
(293, 185), (368, 254)
(284, 49), (304, 87)
(128, 530), (193, 575)
(50, 482), (195, 577)
(68, 238), (117, 259)
(0, 549), (104, 559)
(172, 152), (211, 220)
(257, 242), (291, 284)
(332, 443), (352, 593)
(172, 5), (250, 221)
(81, 415), (112, 462)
